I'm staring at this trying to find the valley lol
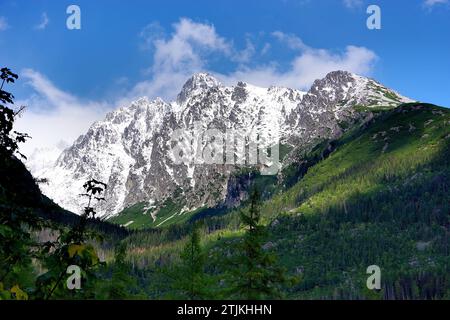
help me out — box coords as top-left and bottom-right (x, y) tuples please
(2, 69), (449, 300)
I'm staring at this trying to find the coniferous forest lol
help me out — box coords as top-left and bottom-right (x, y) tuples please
(1, 66), (449, 301)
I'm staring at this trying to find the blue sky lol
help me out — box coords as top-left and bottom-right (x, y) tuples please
(0, 0), (449, 154)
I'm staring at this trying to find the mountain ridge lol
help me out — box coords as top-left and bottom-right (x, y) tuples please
(28, 70), (413, 219)
(108, 101), (449, 299)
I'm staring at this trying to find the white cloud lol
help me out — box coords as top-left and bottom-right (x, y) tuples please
(132, 20), (377, 99)
(343, 0), (363, 9)
(151, 17), (230, 72)
(0, 16), (9, 31)
(139, 22), (165, 50)
(128, 18), (233, 102)
(220, 44), (377, 89)
(233, 37), (256, 63)
(423, 0), (448, 7)
(261, 43), (271, 55)
(35, 12), (49, 30)
(17, 19), (377, 156)
(271, 31), (310, 51)
(15, 69), (109, 157)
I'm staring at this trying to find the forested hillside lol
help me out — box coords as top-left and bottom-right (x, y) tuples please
(115, 103), (450, 299)
(1, 65), (448, 300)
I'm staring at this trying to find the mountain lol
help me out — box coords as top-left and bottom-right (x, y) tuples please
(9, 72), (450, 299)
(223, 102), (450, 299)
(29, 71), (413, 220)
(0, 151), (126, 235)
(122, 102), (449, 299)
(27, 146), (64, 177)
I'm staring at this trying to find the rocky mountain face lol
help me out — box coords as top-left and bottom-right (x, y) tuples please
(29, 71), (413, 218)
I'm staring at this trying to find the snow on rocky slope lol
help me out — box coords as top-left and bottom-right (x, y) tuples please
(27, 71), (413, 218)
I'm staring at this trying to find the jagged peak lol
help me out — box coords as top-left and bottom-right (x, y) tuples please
(325, 70), (354, 78)
(191, 72), (220, 84)
(314, 70), (355, 86)
(131, 96), (151, 106)
(308, 70), (368, 94)
(177, 72), (222, 104)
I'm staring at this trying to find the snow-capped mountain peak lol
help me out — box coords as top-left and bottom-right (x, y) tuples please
(177, 72), (222, 104)
(28, 71), (413, 218)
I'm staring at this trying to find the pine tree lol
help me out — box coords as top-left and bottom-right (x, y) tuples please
(172, 223), (208, 299)
(102, 242), (139, 299)
(229, 189), (289, 300)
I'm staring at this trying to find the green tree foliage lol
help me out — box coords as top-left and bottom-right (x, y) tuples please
(0, 67), (40, 300)
(109, 243), (135, 298)
(96, 242), (142, 299)
(0, 67), (30, 159)
(1, 64), (448, 301)
(169, 223), (210, 299)
(228, 189), (290, 299)
(35, 180), (107, 299)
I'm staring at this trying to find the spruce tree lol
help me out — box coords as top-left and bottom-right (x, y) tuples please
(172, 223), (208, 299)
(102, 242), (139, 299)
(230, 188), (288, 299)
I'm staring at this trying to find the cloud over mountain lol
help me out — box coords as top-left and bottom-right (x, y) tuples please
(17, 18), (377, 156)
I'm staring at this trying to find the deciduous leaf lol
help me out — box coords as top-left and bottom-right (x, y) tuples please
(10, 285), (28, 300)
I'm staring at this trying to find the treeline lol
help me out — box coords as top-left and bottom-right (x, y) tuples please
(261, 105), (450, 299)
(119, 102), (450, 299)
(0, 68), (131, 299)
(0, 67), (289, 300)
(128, 190), (294, 299)
(2, 66), (449, 300)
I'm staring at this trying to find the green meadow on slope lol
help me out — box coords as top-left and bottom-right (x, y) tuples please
(118, 103), (449, 299)
(5, 60), (446, 299)
(109, 174), (280, 230)
(258, 103), (450, 298)
(109, 199), (187, 229)
(5, 100), (447, 299)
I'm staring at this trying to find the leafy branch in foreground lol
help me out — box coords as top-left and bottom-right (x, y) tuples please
(35, 179), (107, 299)
(0, 67), (41, 300)
(0, 67), (30, 160)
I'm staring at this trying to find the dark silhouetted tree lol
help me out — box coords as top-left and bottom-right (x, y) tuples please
(170, 223), (210, 299)
(0, 67), (30, 159)
(0, 67), (39, 300)
(229, 189), (290, 299)
(100, 242), (141, 299)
